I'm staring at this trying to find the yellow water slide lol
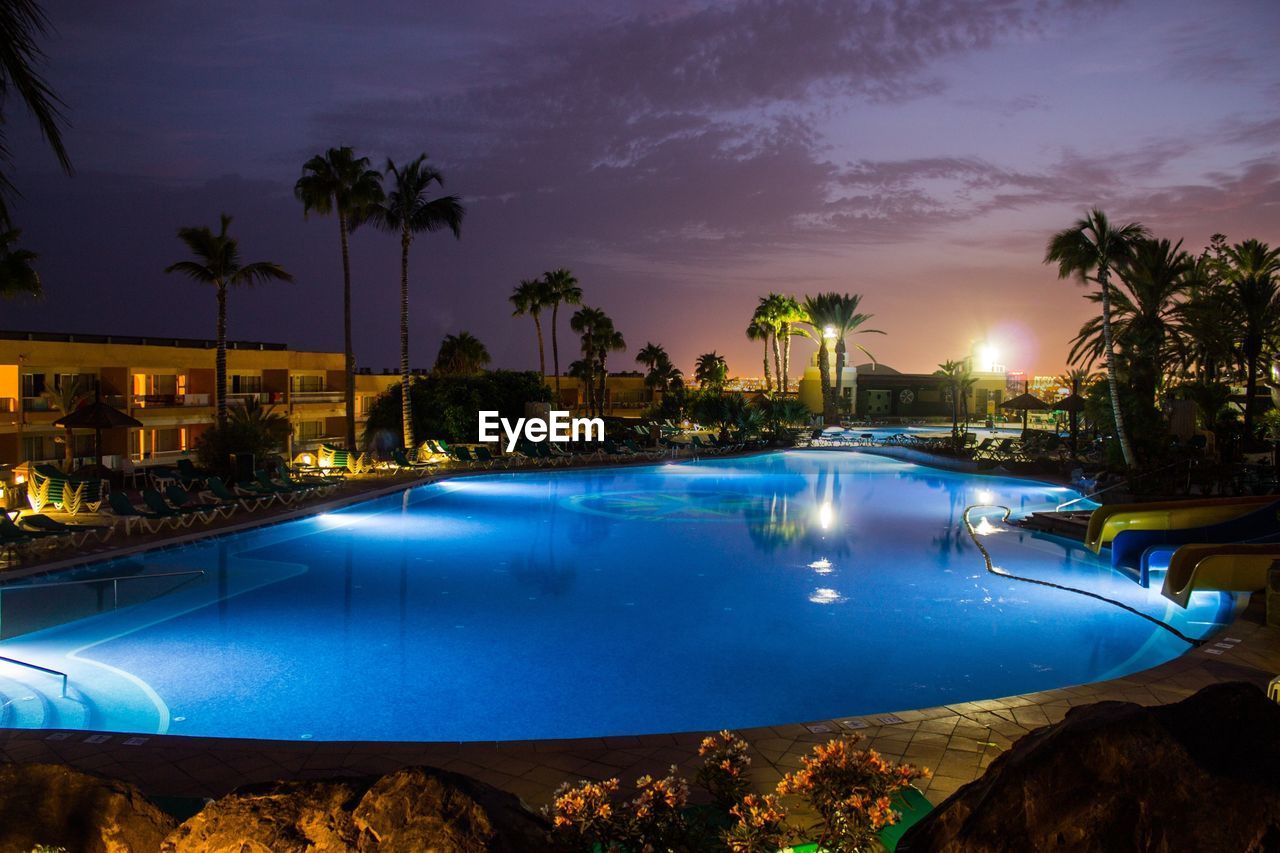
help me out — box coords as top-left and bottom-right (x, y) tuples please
(1085, 495), (1277, 552)
(1161, 543), (1279, 608)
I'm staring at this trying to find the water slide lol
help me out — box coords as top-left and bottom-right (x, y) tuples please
(1161, 543), (1280, 608)
(1107, 498), (1280, 575)
(1084, 495), (1277, 552)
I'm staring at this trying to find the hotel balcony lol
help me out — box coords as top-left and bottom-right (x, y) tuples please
(290, 390), (346, 405)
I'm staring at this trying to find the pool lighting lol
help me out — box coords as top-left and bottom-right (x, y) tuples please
(975, 488), (994, 505)
(973, 516), (1004, 536)
(808, 558), (833, 574)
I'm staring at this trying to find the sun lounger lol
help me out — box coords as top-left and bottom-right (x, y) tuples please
(106, 491), (172, 534)
(206, 476), (275, 511)
(165, 484), (236, 519)
(17, 512), (112, 545)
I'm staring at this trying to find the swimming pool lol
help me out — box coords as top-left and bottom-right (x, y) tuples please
(0, 451), (1234, 741)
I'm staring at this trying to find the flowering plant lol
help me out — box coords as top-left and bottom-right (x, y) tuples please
(629, 766), (690, 850)
(546, 777), (624, 852)
(777, 735), (928, 851)
(695, 730), (752, 807)
(723, 793), (792, 853)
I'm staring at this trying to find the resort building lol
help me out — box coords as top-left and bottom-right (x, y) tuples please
(0, 330), (375, 473)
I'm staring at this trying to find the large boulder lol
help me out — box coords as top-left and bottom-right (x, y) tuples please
(163, 766), (550, 852)
(0, 762), (176, 853)
(901, 681), (1280, 852)
(162, 780), (362, 853)
(352, 767), (551, 852)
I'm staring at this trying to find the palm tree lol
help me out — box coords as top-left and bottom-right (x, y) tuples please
(1057, 367), (1096, 455)
(775, 294), (803, 394)
(510, 278), (548, 376)
(1220, 239), (1280, 440)
(165, 214), (293, 423)
(570, 306), (624, 416)
(934, 360), (965, 449)
(0, 0), (72, 228)
(0, 228), (40, 298)
(636, 341), (672, 402)
(746, 316), (773, 392)
(1045, 208), (1148, 467)
(695, 351), (728, 390)
(43, 374), (87, 470)
(827, 293), (883, 416)
(433, 332), (491, 375)
(543, 268), (582, 404)
(368, 154), (465, 450)
(1068, 237), (1191, 415)
(294, 146), (384, 451)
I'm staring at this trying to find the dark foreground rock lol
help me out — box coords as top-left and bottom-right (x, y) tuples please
(900, 681), (1280, 852)
(0, 762), (176, 853)
(163, 766), (551, 852)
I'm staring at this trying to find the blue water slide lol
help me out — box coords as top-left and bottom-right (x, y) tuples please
(1110, 498), (1280, 576)
(1138, 528), (1280, 587)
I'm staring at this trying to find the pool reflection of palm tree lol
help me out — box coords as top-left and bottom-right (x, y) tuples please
(512, 481), (577, 596)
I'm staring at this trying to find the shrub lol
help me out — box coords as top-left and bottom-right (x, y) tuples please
(696, 730), (752, 808)
(628, 767), (689, 849)
(194, 400), (291, 479)
(547, 777), (623, 852)
(723, 793), (791, 853)
(777, 734), (928, 851)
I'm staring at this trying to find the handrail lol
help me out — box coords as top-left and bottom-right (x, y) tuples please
(1057, 459), (1188, 512)
(0, 570), (206, 637)
(0, 654), (68, 697)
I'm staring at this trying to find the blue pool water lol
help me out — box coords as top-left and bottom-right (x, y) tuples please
(0, 451), (1233, 741)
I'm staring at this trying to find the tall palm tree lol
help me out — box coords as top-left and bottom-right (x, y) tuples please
(570, 306), (624, 417)
(775, 294), (803, 394)
(368, 154), (465, 450)
(0, 0), (72, 228)
(1057, 367), (1096, 455)
(165, 214), (293, 423)
(509, 278), (548, 376)
(543, 268), (582, 404)
(746, 315), (773, 392)
(294, 146), (384, 451)
(695, 351), (728, 390)
(827, 293), (883, 416)
(800, 293), (838, 422)
(1068, 237), (1191, 414)
(934, 360), (966, 449)
(1045, 208), (1148, 467)
(433, 331), (491, 375)
(1220, 239), (1280, 439)
(0, 228), (40, 298)
(636, 341), (671, 402)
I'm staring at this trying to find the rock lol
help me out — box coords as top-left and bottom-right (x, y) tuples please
(162, 780), (362, 852)
(0, 762), (176, 853)
(900, 681), (1280, 852)
(352, 766), (551, 852)
(163, 767), (550, 852)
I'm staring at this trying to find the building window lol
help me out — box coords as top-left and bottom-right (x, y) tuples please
(295, 420), (324, 440)
(290, 375), (324, 392)
(231, 375), (263, 393)
(21, 373), (46, 398)
(22, 435), (51, 461)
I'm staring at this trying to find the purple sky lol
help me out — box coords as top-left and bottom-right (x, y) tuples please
(4, 0), (1279, 376)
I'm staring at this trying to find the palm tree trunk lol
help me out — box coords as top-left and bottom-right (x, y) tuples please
(781, 325), (792, 395)
(833, 340), (847, 421)
(762, 337), (772, 393)
(216, 282), (228, 424)
(339, 211), (357, 451)
(817, 341), (832, 424)
(1245, 346), (1259, 441)
(399, 231), (415, 450)
(1099, 268), (1135, 467)
(597, 354), (607, 418)
(771, 334), (782, 393)
(551, 303), (561, 405)
(534, 315), (546, 377)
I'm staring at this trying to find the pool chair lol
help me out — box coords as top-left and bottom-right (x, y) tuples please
(448, 445), (486, 468)
(106, 491), (173, 535)
(27, 464), (106, 516)
(392, 447), (435, 475)
(472, 446), (510, 468)
(624, 438), (662, 460)
(174, 457), (207, 488)
(141, 488), (204, 527)
(252, 469), (308, 499)
(602, 439), (631, 459)
(205, 476), (274, 512)
(0, 513), (52, 557)
(18, 512), (113, 546)
(165, 484), (237, 519)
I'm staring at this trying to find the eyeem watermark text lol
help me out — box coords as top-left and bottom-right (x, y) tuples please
(478, 411), (604, 452)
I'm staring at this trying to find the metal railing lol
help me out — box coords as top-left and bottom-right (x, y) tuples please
(0, 569), (206, 641)
(0, 655), (68, 697)
(290, 390), (345, 404)
(1056, 459), (1191, 511)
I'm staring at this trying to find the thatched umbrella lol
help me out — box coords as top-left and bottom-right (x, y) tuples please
(1054, 392), (1087, 455)
(53, 388), (142, 470)
(1000, 391), (1050, 431)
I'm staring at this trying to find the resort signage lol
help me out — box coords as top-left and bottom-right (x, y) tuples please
(478, 410), (605, 452)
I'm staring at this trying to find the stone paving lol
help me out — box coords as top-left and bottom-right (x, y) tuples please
(1, 595), (1274, 813)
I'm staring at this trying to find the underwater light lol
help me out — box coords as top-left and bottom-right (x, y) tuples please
(808, 558), (833, 574)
